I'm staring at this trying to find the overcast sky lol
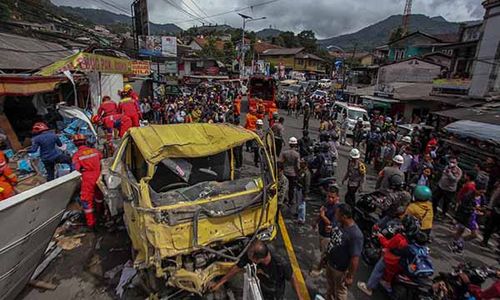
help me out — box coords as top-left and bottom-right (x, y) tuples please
(52, 0), (484, 39)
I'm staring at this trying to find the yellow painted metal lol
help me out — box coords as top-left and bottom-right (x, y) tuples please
(113, 124), (278, 293)
(127, 123), (259, 163)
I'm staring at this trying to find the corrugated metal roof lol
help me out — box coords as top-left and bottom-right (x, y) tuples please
(0, 33), (73, 71)
(261, 47), (304, 56)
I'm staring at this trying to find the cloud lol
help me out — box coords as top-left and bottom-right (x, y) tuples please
(52, 0), (484, 39)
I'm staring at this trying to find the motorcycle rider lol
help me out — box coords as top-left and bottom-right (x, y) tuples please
(405, 185), (434, 237)
(376, 154), (405, 190)
(298, 130), (313, 158)
(72, 134), (103, 229)
(342, 148), (366, 207)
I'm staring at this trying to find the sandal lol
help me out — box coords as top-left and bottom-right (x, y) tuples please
(357, 281), (373, 296)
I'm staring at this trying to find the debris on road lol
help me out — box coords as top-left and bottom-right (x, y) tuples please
(56, 233), (85, 250)
(30, 246), (63, 281)
(115, 260), (137, 298)
(29, 280), (57, 291)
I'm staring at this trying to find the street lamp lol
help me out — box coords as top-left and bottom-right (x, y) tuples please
(238, 13), (266, 78)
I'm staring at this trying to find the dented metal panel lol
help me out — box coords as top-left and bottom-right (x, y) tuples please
(0, 171), (81, 300)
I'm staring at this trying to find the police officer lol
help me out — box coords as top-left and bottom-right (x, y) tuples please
(342, 148), (367, 207)
(272, 117), (285, 156)
(310, 142), (336, 183)
(279, 137), (300, 205)
(253, 119), (265, 167)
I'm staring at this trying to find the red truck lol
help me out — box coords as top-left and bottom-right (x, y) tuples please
(246, 75), (278, 118)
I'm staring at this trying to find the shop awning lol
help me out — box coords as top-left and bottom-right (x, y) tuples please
(433, 105), (500, 125)
(444, 120), (500, 144)
(362, 95), (400, 103)
(36, 52), (151, 76)
(0, 75), (68, 96)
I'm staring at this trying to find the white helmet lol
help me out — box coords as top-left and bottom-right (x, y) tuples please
(402, 136), (411, 143)
(350, 148), (361, 159)
(289, 137), (298, 145)
(393, 154), (404, 164)
(386, 117), (392, 122)
(256, 119), (264, 125)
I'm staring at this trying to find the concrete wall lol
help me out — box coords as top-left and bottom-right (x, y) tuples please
(469, 0), (500, 97)
(378, 58), (441, 84)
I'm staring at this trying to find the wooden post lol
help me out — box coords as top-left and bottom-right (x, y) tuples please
(0, 96), (22, 151)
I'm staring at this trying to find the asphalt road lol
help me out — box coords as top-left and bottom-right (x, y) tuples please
(264, 107), (499, 300)
(19, 99), (498, 300)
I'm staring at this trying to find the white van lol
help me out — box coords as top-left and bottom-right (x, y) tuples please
(332, 102), (370, 135)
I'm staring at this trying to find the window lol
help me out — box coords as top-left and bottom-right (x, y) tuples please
(394, 49), (406, 60)
(296, 59), (304, 65)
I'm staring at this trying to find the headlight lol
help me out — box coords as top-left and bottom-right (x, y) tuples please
(257, 225), (275, 241)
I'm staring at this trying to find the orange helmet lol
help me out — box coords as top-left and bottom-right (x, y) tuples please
(91, 115), (100, 124)
(32, 122), (49, 134)
(72, 134), (87, 145)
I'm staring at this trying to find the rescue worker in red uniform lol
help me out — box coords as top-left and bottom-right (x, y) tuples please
(97, 96), (117, 120)
(118, 91), (141, 127)
(72, 134), (103, 229)
(0, 154), (17, 201)
(114, 113), (133, 138)
(256, 98), (266, 120)
(123, 84), (139, 102)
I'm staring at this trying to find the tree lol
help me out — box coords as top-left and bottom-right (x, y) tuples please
(389, 26), (405, 43)
(222, 40), (236, 65)
(297, 30), (317, 53)
(278, 31), (298, 48)
(200, 36), (223, 60)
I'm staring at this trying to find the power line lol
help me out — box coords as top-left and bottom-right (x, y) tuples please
(173, 0), (280, 24)
(184, 0), (216, 24)
(158, 0), (204, 24)
(88, 0), (131, 16)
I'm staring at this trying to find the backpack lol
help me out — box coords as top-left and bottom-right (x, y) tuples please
(320, 155), (335, 177)
(405, 243), (434, 278)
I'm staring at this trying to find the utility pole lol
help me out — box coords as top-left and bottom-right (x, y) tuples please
(402, 0), (413, 35)
(238, 13), (266, 78)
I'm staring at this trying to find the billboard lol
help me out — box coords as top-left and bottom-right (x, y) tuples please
(133, 0), (149, 36)
(139, 36), (177, 57)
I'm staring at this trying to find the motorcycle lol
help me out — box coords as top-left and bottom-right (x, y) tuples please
(305, 142), (337, 196)
(432, 263), (497, 300)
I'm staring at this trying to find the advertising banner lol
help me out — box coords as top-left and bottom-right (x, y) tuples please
(161, 36), (177, 57)
(139, 36), (177, 57)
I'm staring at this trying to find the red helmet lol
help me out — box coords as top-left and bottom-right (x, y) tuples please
(72, 134), (87, 145)
(32, 122), (49, 134)
(0, 157), (6, 172)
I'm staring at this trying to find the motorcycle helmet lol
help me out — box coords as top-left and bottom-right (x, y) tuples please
(320, 142), (330, 153)
(384, 220), (404, 238)
(413, 230), (429, 245)
(414, 185), (432, 202)
(389, 174), (405, 190)
(402, 215), (420, 238)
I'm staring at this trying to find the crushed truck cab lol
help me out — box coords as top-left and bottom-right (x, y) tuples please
(107, 124), (278, 294)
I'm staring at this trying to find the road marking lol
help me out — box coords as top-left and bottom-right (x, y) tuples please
(278, 212), (311, 300)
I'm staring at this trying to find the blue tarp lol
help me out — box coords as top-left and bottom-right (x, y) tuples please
(444, 120), (500, 145)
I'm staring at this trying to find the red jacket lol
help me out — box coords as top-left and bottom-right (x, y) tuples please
(380, 233), (408, 282)
(98, 101), (118, 119)
(469, 281), (500, 300)
(119, 98), (140, 117)
(72, 146), (102, 176)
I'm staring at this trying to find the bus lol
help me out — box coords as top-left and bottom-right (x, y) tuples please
(247, 75), (278, 117)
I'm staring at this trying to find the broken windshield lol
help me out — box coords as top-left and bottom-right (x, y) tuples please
(148, 139), (268, 206)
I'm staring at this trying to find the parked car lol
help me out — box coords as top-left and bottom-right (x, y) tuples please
(311, 89), (328, 101)
(283, 84), (304, 96)
(318, 78), (332, 89)
(332, 102), (370, 135)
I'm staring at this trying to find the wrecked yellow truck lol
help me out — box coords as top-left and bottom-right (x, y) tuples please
(105, 123), (278, 294)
